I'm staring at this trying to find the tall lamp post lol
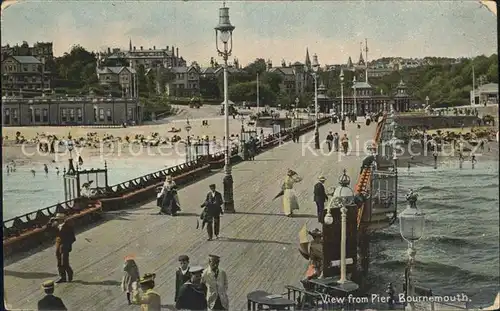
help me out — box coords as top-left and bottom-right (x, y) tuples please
(312, 54), (320, 149)
(185, 121), (192, 162)
(340, 69), (345, 131)
(324, 170), (359, 292)
(399, 190), (425, 311)
(215, 2), (236, 213)
(353, 76), (357, 116)
(425, 96), (429, 108)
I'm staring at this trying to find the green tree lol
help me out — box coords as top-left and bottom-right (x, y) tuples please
(244, 58), (267, 76)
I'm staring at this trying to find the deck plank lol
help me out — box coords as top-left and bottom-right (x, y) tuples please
(4, 121), (377, 310)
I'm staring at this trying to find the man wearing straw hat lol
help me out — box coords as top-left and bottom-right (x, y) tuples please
(133, 273), (161, 311)
(47, 213), (76, 283)
(37, 280), (67, 310)
(313, 176), (328, 223)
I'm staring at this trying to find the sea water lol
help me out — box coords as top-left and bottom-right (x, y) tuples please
(2, 155), (186, 220)
(370, 160), (499, 308)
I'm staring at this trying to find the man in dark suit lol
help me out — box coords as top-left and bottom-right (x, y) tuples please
(37, 280), (67, 310)
(174, 255), (191, 302)
(313, 176), (328, 223)
(325, 132), (334, 152)
(47, 213), (76, 283)
(201, 184), (224, 241)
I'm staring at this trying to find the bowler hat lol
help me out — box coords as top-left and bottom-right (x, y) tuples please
(308, 228), (322, 238)
(178, 255), (189, 262)
(209, 184), (216, 188)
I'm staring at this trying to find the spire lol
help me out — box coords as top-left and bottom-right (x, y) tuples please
(129, 38), (132, 51)
(305, 48), (311, 68)
(347, 56), (353, 68)
(358, 42), (365, 65)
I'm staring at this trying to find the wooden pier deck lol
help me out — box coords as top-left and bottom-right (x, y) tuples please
(4, 121), (377, 310)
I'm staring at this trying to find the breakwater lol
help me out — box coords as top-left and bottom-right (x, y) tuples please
(3, 117), (331, 256)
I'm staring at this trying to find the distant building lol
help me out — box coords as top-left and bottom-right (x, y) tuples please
(471, 83), (499, 106)
(105, 40), (186, 70)
(146, 65), (200, 97)
(199, 65), (243, 79)
(2, 56), (52, 96)
(2, 96), (142, 126)
(96, 54), (138, 98)
(1, 41), (54, 64)
(265, 48), (314, 95)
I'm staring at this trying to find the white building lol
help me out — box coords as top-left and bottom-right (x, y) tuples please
(470, 83), (498, 106)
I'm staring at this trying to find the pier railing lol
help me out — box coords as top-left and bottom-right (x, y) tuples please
(356, 113), (387, 230)
(3, 116), (331, 255)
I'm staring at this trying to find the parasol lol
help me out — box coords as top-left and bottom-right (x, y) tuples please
(298, 224), (310, 260)
(272, 189), (284, 200)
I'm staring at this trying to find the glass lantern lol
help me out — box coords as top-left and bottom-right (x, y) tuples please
(399, 190), (425, 242)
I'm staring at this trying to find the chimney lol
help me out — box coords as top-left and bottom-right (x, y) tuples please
(140, 46), (143, 50)
(171, 45), (174, 55)
(133, 46), (136, 51)
(153, 45), (156, 50)
(176, 47), (179, 58)
(107, 47), (111, 54)
(166, 46), (169, 50)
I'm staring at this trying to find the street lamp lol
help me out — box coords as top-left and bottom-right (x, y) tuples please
(324, 170), (357, 290)
(399, 190), (425, 311)
(340, 69), (345, 131)
(425, 96), (429, 108)
(353, 76), (357, 116)
(185, 122), (192, 162)
(312, 54), (320, 149)
(215, 2), (236, 213)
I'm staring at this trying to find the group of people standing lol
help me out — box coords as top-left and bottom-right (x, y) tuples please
(119, 253), (229, 311)
(325, 131), (350, 154)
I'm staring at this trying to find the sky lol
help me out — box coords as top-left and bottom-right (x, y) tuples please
(1, 0), (497, 67)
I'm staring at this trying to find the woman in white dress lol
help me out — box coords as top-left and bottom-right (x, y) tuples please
(282, 169), (302, 217)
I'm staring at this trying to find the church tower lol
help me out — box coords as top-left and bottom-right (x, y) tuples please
(347, 56), (353, 69)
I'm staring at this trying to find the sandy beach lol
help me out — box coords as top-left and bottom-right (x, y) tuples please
(2, 115), (266, 166)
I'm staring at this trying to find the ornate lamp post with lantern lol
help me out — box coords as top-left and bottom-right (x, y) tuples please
(399, 190), (425, 311)
(185, 121), (192, 162)
(215, 2), (236, 213)
(340, 69), (345, 131)
(312, 54), (320, 149)
(323, 170), (359, 293)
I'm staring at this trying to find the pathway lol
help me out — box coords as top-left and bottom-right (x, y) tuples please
(4, 120), (378, 310)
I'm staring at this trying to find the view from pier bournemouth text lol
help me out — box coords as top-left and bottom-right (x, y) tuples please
(2, 1), (498, 310)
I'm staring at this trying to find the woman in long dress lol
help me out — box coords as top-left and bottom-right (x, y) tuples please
(158, 176), (181, 215)
(282, 169), (302, 217)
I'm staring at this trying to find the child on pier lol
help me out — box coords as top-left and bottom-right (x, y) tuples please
(121, 255), (140, 305)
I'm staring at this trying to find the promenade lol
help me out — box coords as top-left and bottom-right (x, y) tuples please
(4, 121), (377, 310)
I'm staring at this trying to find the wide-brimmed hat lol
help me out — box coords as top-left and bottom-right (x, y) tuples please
(308, 228), (322, 238)
(53, 213), (65, 220)
(287, 169), (297, 176)
(139, 273), (156, 284)
(318, 176), (326, 181)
